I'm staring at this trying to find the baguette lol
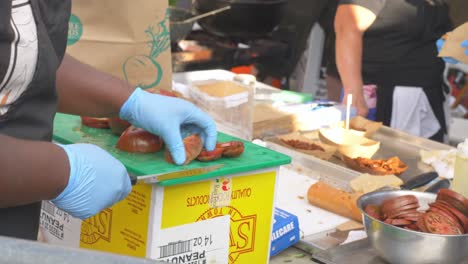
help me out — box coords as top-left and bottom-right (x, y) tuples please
(307, 181), (363, 222)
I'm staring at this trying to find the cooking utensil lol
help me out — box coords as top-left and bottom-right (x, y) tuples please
(399, 171), (439, 190)
(177, 6), (231, 24)
(193, 0), (287, 40)
(372, 171), (440, 193)
(130, 164), (224, 185)
(357, 190), (468, 264)
(424, 178), (451, 193)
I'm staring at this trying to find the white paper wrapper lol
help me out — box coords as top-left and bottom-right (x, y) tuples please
(420, 149), (456, 179)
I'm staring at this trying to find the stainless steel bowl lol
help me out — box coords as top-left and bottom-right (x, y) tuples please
(357, 190), (468, 264)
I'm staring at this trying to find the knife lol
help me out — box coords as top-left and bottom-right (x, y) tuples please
(424, 178), (451, 193)
(376, 171), (439, 192)
(399, 171), (439, 190)
(130, 164), (224, 185)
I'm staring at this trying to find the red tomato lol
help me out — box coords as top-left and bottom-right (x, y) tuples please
(216, 141), (245, 157)
(116, 126), (163, 153)
(165, 134), (203, 165)
(197, 147), (224, 162)
(81, 116), (110, 129)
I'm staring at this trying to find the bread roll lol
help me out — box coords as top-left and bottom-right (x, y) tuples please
(307, 181), (363, 222)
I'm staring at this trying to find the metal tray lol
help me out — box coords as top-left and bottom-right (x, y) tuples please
(308, 238), (468, 264)
(264, 140), (359, 192)
(271, 125), (454, 183)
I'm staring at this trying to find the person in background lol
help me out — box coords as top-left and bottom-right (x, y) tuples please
(320, 0), (342, 102)
(0, 0), (217, 240)
(334, 0), (452, 142)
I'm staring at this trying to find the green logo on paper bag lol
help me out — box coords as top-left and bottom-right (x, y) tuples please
(67, 14), (83, 46)
(122, 10), (170, 89)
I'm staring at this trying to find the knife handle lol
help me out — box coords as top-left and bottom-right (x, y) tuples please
(400, 171), (439, 190)
(130, 175), (138, 186)
(425, 179), (451, 193)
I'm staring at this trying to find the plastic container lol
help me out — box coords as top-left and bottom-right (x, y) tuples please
(189, 79), (254, 141)
(277, 102), (357, 132)
(452, 138), (468, 197)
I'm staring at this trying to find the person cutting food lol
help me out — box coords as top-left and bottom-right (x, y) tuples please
(334, 0), (452, 142)
(0, 0), (217, 240)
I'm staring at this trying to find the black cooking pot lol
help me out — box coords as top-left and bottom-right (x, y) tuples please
(193, 0), (287, 41)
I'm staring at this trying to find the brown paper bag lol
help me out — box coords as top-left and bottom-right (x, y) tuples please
(66, 0), (172, 90)
(438, 22), (468, 65)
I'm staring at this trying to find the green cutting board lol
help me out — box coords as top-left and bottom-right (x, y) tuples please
(53, 113), (291, 186)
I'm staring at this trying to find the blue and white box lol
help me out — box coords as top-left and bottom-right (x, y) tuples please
(270, 207), (300, 257)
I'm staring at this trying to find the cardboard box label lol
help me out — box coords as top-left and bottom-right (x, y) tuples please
(79, 184), (153, 257)
(155, 216), (230, 263)
(209, 177), (232, 208)
(159, 171), (276, 264)
(40, 201), (82, 247)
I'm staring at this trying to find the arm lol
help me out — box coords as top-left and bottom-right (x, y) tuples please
(56, 55), (217, 165)
(0, 134), (69, 207)
(334, 4), (376, 117)
(56, 54), (133, 117)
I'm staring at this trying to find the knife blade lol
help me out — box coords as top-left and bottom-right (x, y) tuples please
(130, 164), (224, 185)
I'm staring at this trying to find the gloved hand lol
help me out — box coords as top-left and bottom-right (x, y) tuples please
(436, 38), (468, 64)
(119, 88), (217, 165)
(52, 143), (131, 219)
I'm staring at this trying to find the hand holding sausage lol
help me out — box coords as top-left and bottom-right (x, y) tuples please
(119, 88), (217, 165)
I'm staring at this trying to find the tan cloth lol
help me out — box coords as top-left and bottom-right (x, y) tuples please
(438, 22), (468, 64)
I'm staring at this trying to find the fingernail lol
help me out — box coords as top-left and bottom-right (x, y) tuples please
(173, 151), (186, 165)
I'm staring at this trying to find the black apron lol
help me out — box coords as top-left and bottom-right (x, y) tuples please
(0, 0), (70, 240)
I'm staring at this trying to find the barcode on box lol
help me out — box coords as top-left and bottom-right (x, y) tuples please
(42, 201), (55, 215)
(159, 240), (191, 258)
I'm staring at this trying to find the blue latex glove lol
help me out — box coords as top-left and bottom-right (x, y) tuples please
(52, 143), (131, 219)
(119, 88), (217, 165)
(436, 38), (459, 64)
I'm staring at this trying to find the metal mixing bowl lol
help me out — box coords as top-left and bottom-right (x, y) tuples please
(357, 190), (468, 264)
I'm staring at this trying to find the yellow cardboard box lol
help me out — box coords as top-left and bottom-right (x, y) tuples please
(40, 168), (278, 264)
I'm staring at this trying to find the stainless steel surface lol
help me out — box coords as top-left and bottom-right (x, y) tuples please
(0, 235), (165, 264)
(368, 126), (453, 183)
(265, 139), (360, 191)
(357, 190), (468, 264)
(298, 125), (454, 185)
(312, 239), (388, 264)
(270, 246), (319, 264)
(312, 238), (468, 264)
